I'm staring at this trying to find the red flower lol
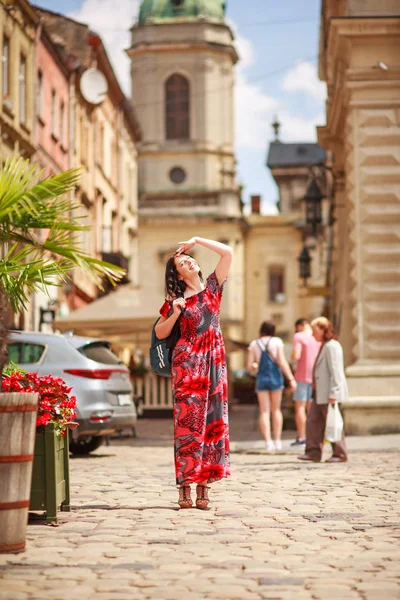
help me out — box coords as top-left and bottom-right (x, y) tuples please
(179, 375), (210, 399)
(199, 463), (225, 482)
(40, 399), (52, 412)
(37, 413), (51, 427)
(3, 370), (78, 437)
(205, 418), (226, 445)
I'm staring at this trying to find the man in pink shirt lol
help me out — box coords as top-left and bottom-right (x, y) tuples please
(290, 318), (321, 445)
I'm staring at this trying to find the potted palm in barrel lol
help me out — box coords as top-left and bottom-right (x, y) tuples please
(0, 157), (125, 552)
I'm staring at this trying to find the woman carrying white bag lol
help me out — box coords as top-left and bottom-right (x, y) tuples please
(298, 317), (348, 464)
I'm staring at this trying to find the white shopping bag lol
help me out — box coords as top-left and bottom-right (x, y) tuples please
(325, 402), (344, 442)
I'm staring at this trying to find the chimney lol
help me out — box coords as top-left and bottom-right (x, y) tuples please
(251, 195), (261, 214)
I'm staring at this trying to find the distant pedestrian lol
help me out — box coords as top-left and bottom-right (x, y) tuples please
(155, 237), (232, 509)
(298, 317), (348, 463)
(248, 321), (296, 452)
(290, 318), (321, 446)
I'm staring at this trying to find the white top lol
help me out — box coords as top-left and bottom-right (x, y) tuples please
(248, 336), (283, 362)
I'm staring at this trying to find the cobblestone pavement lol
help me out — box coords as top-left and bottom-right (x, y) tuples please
(1, 406), (399, 600)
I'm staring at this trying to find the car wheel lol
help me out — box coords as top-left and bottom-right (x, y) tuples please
(69, 436), (104, 455)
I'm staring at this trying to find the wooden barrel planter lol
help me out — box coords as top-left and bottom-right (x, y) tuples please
(29, 423), (71, 524)
(0, 392), (38, 554)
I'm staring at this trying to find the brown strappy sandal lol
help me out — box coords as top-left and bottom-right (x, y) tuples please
(196, 484), (210, 510)
(178, 485), (193, 509)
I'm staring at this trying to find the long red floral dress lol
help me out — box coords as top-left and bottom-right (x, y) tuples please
(159, 271), (230, 486)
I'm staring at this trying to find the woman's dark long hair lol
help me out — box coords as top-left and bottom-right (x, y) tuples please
(165, 254), (203, 299)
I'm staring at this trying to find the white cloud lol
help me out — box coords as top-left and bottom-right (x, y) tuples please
(68, 0), (140, 95)
(282, 60), (326, 102)
(232, 33), (324, 150)
(234, 73), (279, 150)
(277, 110), (325, 142)
(233, 31), (278, 150)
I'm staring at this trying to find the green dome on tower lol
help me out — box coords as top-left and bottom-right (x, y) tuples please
(138, 0), (226, 25)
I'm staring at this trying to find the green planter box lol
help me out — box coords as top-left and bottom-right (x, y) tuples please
(29, 423), (71, 523)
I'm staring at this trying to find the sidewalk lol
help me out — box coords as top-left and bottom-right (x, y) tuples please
(0, 407), (399, 600)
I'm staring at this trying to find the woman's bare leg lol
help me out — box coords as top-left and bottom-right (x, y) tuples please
(257, 391), (271, 442)
(294, 400), (307, 440)
(270, 389), (283, 442)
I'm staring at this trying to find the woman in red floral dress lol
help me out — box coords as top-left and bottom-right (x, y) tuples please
(155, 237), (232, 509)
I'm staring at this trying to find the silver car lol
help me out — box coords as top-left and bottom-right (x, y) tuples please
(7, 331), (137, 455)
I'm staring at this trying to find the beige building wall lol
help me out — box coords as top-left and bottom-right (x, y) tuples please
(69, 57), (140, 306)
(0, 1), (38, 162)
(318, 1), (400, 433)
(244, 215), (325, 346)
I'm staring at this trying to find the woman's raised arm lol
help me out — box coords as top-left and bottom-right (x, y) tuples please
(175, 237), (233, 284)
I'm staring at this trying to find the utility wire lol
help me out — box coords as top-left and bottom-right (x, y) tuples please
(128, 54), (321, 111)
(78, 17), (318, 33)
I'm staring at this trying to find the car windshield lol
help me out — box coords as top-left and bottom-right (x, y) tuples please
(78, 342), (123, 365)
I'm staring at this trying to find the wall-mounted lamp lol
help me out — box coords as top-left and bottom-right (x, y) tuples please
(304, 177), (323, 236)
(298, 246), (311, 286)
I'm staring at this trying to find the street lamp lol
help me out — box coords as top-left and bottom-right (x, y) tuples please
(298, 246), (311, 286)
(304, 176), (323, 236)
(39, 307), (56, 331)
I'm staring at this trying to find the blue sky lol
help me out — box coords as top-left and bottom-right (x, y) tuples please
(37, 0), (325, 212)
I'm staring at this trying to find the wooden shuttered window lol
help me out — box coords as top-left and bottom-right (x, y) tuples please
(165, 74), (190, 140)
(268, 265), (285, 303)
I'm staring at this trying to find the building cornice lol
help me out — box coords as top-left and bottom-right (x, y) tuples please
(127, 39), (238, 63)
(40, 26), (70, 78)
(138, 145), (235, 159)
(326, 17), (400, 85)
(322, 16), (400, 140)
(130, 19), (236, 39)
(320, 15), (400, 80)
(11, 0), (40, 26)
(245, 213), (303, 229)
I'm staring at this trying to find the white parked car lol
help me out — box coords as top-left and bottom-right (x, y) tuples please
(7, 331), (137, 455)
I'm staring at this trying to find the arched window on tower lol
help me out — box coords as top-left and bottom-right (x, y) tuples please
(165, 74), (190, 141)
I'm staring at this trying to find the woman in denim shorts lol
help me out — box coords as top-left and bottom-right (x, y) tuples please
(248, 321), (296, 452)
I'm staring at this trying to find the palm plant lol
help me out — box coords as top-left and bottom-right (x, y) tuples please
(0, 156), (126, 379)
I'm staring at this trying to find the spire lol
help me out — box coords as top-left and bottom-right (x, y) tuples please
(272, 116), (281, 142)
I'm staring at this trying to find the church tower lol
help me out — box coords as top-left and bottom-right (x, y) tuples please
(127, 0), (241, 217)
(127, 0), (244, 362)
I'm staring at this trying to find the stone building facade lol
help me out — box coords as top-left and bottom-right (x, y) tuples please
(318, 0), (400, 433)
(243, 135), (328, 345)
(36, 9), (141, 317)
(0, 0), (39, 162)
(35, 27), (70, 176)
